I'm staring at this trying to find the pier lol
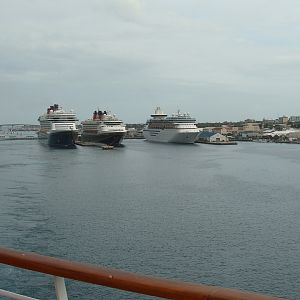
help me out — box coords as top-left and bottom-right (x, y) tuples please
(0, 124), (38, 141)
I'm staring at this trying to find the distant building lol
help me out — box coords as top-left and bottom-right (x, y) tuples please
(274, 123), (289, 131)
(244, 118), (257, 123)
(211, 127), (228, 135)
(0, 124), (40, 131)
(262, 118), (276, 128)
(125, 128), (144, 139)
(202, 127), (215, 132)
(201, 125), (239, 135)
(278, 116), (288, 124)
(289, 116), (300, 123)
(242, 123), (261, 132)
(220, 125), (240, 135)
(231, 126), (240, 134)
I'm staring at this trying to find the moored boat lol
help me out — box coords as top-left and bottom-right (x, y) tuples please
(80, 110), (126, 146)
(38, 104), (78, 148)
(143, 107), (199, 144)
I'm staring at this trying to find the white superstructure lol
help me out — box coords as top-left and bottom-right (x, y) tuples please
(38, 104), (78, 147)
(143, 107), (199, 144)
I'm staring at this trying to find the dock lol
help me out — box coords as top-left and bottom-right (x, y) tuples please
(196, 141), (238, 145)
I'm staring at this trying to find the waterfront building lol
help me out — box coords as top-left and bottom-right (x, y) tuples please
(287, 130), (300, 140)
(197, 131), (228, 143)
(263, 128), (300, 142)
(239, 131), (262, 140)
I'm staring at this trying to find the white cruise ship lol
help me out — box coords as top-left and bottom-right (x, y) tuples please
(38, 104), (78, 148)
(80, 110), (126, 146)
(143, 107), (199, 144)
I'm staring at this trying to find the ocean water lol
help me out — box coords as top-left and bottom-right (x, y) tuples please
(0, 139), (299, 299)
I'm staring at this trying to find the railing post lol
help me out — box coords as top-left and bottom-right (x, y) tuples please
(0, 289), (38, 300)
(54, 277), (68, 300)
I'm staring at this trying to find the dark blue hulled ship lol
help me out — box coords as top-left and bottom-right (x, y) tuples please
(38, 104), (78, 148)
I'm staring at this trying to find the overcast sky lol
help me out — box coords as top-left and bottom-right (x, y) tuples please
(1, 0), (300, 124)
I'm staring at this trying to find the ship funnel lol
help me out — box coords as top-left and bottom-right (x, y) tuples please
(93, 110), (97, 120)
(151, 107), (167, 118)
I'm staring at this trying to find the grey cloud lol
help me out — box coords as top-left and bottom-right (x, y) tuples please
(0, 0), (300, 124)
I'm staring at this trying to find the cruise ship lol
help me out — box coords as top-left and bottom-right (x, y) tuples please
(80, 110), (126, 146)
(143, 107), (199, 144)
(38, 104), (78, 148)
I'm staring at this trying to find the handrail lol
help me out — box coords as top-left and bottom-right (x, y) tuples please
(0, 247), (285, 300)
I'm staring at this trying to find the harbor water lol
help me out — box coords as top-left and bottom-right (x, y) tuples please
(0, 140), (299, 299)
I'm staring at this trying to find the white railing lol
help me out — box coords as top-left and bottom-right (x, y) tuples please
(0, 277), (67, 300)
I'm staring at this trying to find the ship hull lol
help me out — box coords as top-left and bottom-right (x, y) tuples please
(143, 128), (199, 144)
(38, 130), (78, 148)
(80, 132), (125, 146)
